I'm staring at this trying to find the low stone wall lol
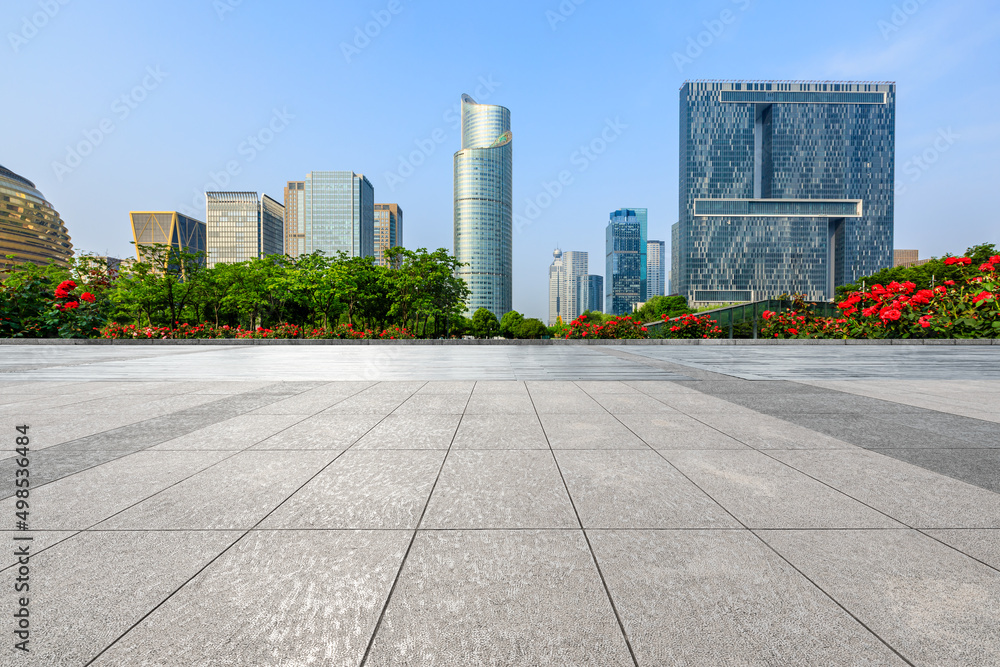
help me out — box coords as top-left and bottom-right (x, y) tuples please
(0, 338), (997, 346)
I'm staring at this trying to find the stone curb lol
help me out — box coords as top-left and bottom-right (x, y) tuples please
(0, 339), (996, 346)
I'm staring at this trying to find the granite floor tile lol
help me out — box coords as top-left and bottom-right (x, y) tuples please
(923, 529), (1000, 571)
(251, 414), (382, 450)
(692, 412), (855, 450)
(663, 450), (903, 529)
(151, 414), (304, 451)
(465, 392), (537, 414)
(589, 530), (906, 666)
(615, 413), (750, 450)
(422, 451), (577, 529)
(0, 449), (127, 499)
(528, 391), (605, 414)
(760, 529), (1000, 667)
(364, 530), (634, 667)
(247, 384), (371, 415)
(472, 381), (529, 395)
(769, 448), (1000, 528)
(451, 414), (549, 449)
(415, 381), (476, 395)
(91, 530), (410, 667)
(587, 392), (680, 415)
(0, 450), (230, 530)
(556, 450), (739, 529)
(260, 450), (445, 529)
(0, 530), (76, 569)
(97, 451), (335, 530)
(321, 392), (410, 415)
(791, 414), (964, 449)
(28, 530), (241, 667)
(353, 414), (462, 450)
(393, 393), (469, 415)
(574, 381), (641, 394)
(873, 448), (1000, 494)
(540, 413), (647, 450)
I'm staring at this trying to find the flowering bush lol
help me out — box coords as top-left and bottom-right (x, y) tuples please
(378, 324), (416, 340)
(762, 255), (1000, 339)
(661, 313), (724, 339)
(564, 315), (648, 339)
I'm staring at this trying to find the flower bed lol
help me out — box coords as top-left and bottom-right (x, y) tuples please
(100, 322), (415, 340)
(762, 255), (1000, 339)
(660, 313), (724, 339)
(563, 315), (648, 339)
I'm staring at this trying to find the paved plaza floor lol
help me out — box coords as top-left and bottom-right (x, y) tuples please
(1, 344), (999, 666)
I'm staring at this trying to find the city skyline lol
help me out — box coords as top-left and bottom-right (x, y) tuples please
(4, 1), (998, 320)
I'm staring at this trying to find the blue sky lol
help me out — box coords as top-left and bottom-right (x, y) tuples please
(4, 0), (999, 320)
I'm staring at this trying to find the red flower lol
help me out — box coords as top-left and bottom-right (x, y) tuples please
(990, 255), (1000, 264)
(57, 280), (77, 291)
(787, 328), (799, 335)
(944, 280), (955, 286)
(973, 292), (995, 304)
(54, 288), (70, 299)
(944, 257), (958, 266)
(80, 292), (96, 303)
(762, 310), (775, 320)
(980, 263), (995, 272)
(879, 308), (902, 321)
(63, 301), (79, 310)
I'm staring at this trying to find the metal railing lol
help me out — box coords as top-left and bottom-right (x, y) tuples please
(645, 299), (839, 339)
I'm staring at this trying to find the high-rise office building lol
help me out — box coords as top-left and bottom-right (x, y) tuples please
(454, 93), (513, 317)
(304, 171), (374, 258)
(587, 275), (604, 313)
(675, 80), (895, 306)
(205, 192), (284, 268)
(0, 164), (73, 270)
(283, 181), (305, 258)
(606, 208), (648, 316)
(548, 249), (589, 325)
(548, 249), (565, 326)
(647, 240), (666, 297)
(130, 211), (206, 265)
(374, 203), (403, 267)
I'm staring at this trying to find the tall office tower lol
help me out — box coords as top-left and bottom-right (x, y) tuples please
(606, 208), (648, 316)
(676, 80), (895, 307)
(0, 164), (73, 270)
(284, 181), (305, 258)
(374, 203), (403, 267)
(130, 211), (206, 266)
(304, 171), (374, 258)
(587, 275), (604, 313)
(563, 250), (589, 322)
(454, 93), (513, 317)
(548, 248), (565, 326)
(204, 192), (284, 268)
(647, 240), (666, 297)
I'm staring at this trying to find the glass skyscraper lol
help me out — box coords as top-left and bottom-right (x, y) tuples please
(606, 208), (647, 315)
(0, 164), (73, 270)
(374, 203), (403, 267)
(283, 181), (305, 258)
(647, 240), (666, 297)
(454, 94), (512, 317)
(675, 80), (895, 306)
(304, 171), (374, 258)
(205, 192), (284, 268)
(587, 275), (604, 313)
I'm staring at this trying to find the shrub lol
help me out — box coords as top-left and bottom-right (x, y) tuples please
(661, 313), (724, 339)
(564, 315), (648, 339)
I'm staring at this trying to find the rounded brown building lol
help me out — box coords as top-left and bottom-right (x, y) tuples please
(0, 164), (73, 269)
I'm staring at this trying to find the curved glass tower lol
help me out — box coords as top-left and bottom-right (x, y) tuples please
(454, 94), (512, 317)
(0, 164), (73, 270)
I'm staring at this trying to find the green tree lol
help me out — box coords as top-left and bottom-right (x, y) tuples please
(516, 318), (549, 339)
(499, 310), (524, 338)
(634, 296), (691, 323)
(471, 307), (500, 339)
(837, 244), (999, 300)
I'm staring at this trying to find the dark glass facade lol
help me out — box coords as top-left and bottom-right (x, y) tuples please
(605, 208), (647, 316)
(131, 211), (206, 266)
(675, 80), (895, 305)
(587, 274), (603, 313)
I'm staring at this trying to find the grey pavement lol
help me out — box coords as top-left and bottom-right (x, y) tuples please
(1, 344), (999, 666)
